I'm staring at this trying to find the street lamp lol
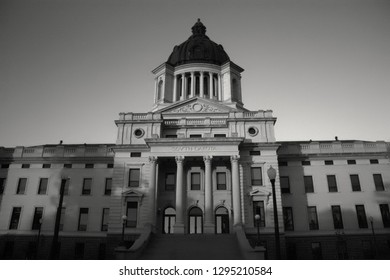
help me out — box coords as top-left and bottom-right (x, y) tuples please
(50, 178), (67, 259)
(255, 214), (261, 246)
(267, 165), (281, 259)
(35, 218), (42, 259)
(121, 215), (127, 243)
(369, 216), (377, 259)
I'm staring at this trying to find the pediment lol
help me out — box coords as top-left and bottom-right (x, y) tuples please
(122, 189), (144, 198)
(249, 188), (271, 197)
(159, 98), (237, 114)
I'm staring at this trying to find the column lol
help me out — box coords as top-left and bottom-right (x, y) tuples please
(173, 74), (177, 102)
(149, 156), (158, 228)
(209, 72), (214, 98)
(231, 155), (242, 227)
(190, 72), (195, 97)
(217, 74), (222, 101)
(153, 78), (158, 103)
(174, 156), (185, 233)
(204, 156), (214, 233)
(180, 73), (185, 101)
(200, 72), (204, 98)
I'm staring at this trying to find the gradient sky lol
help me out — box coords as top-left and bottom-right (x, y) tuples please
(1, 0), (389, 147)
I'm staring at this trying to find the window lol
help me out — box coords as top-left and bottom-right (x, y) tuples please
(78, 208), (89, 231)
(355, 205), (368, 228)
(216, 172), (227, 190)
(249, 150), (261, 156)
(373, 174), (384, 191)
(133, 128), (144, 138)
(64, 164), (72, 168)
(370, 159), (379, 164)
(101, 208), (109, 231)
(126, 202), (138, 227)
(327, 175), (338, 192)
(38, 178), (48, 195)
(62, 178), (70, 196)
(42, 164), (51, 168)
(128, 169), (140, 187)
(9, 207), (22, 230)
(191, 173), (201, 190)
(82, 178), (92, 195)
(380, 204), (390, 228)
(253, 201), (265, 227)
(16, 178), (27, 194)
(190, 134), (202, 138)
(307, 206), (319, 230)
(325, 160), (333, 165)
(278, 161), (288, 166)
(74, 243), (84, 260)
(165, 173), (175, 191)
(214, 134), (226, 138)
(311, 242), (322, 260)
(280, 176), (290, 194)
(85, 163), (94, 168)
(283, 207), (294, 231)
(302, 161), (311, 166)
(1, 164), (10, 169)
(107, 163), (114, 168)
(31, 207), (43, 230)
(250, 167), (263, 186)
(350, 174), (361, 191)
(131, 152), (141, 157)
(331, 205), (344, 229)
(0, 178), (6, 194)
(248, 127), (258, 136)
(22, 164), (30, 169)
(347, 159), (356, 165)
(59, 207), (65, 231)
(104, 178), (112, 195)
(304, 176), (314, 193)
(165, 135), (177, 138)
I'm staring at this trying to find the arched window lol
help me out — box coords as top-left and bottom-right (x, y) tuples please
(157, 80), (163, 100)
(188, 207), (203, 234)
(215, 207), (229, 234)
(203, 76), (209, 96)
(163, 207), (176, 234)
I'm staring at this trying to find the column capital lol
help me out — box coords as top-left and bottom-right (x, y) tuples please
(149, 156), (158, 164)
(203, 156), (213, 164)
(230, 155), (240, 163)
(175, 156), (185, 164)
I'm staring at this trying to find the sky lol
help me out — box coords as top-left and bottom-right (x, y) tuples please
(1, 0), (389, 147)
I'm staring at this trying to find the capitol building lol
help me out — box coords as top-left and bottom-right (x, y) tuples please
(0, 20), (389, 260)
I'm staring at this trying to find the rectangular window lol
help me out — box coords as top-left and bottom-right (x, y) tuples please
(59, 207), (65, 231)
(64, 164), (72, 168)
(191, 173), (201, 190)
(350, 174), (361, 192)
(16, 178), (27, 194)
(283, 207), (294, 231)
(38, 178), (48, 195)
(189, 134), (202, 138)
(325, 160), (334, 165)
(356, 205), (368, 229)
(85, 163), (94, 168)
(42, 163), (51, 168)
(249, 150), (261, 156)
(78, 208), (89, 231)
(0, 178), (6, 194)
(311, 242), (323, 260)
(307, 206), (319, 230)
(74, 243), (85, 260)
(380, 204), (390, 228)
(327, 175), (338, 192)
(278, 161), (288, 166)
(62, 178), (70, 196)
(251, 167), (263, 186)
(165, 173), (175, 191)
(331, 205), (344, 229)
(22, 164), (30, 169)
(1, 164), (10, 169)
(104, 178), (112, 195)
(31, 207), (43, 230)
(347, 159), (356, 165)
(304, 176), (314, 193)
(126, 202), (138, 227)
(165, 135), (177, 138)
(107, 163), (114, 168)
(128, 169), (140, 187)
(253, 201), (265, 227)
(214, 134), (226, 138)
(82, 178), (92, 195)
(302, 161), (311, 166)
(373, 174), (384, 191)
(370, 159), (379, 164)
(101, 208), (109, 231)
(9, 207), (22, 230)
(130, 152), (141, 157)
(216, 172), (227, 190)
(280, 176), (290, 194)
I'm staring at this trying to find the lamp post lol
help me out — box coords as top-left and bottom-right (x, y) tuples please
(121, 215), (127, 243)
(267, 166), (281, 259)
(255, 214), (261, 246)
(50, 178), (67, 259)
(35, 218), (42, 259)
(369, 217), (377, 259)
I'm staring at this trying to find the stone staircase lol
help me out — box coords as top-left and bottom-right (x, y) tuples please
(140, 234), (243, 260)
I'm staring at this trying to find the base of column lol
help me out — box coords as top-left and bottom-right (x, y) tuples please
(204, 223), (215, 234)
(173, 223), (185, 234)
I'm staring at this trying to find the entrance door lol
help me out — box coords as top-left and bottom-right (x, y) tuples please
(215, 207), (229, 234)
(163, 207), (176, 234)
(189, 207), (203, 234)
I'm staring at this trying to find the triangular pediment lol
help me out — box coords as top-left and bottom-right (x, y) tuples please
(249, 188), (271, 197)
(122, 189), (144, 198)
(158, 97), (239, 114)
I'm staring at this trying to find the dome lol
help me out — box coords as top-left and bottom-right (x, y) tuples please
(167, 19), (230, 66)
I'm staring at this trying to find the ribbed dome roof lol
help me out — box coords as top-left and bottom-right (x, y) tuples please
(167, 19), (230, 66)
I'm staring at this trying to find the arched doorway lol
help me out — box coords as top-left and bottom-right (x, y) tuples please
(188, 207), (203, 234)
(215, 207), (229, 234)
(163, 207), (176, 234)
